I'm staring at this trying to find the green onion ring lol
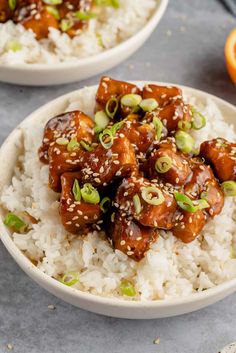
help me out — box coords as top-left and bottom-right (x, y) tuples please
(4, 213), (27, 232)
(80, 140), (94, 152)
(177, 120), (192, 131)
(139, 98), (158, 112)
(81, 183), (100, 204)
(174, 192), (209, 213)
(153, 116), (163, 142)
(191, 106), (206, 130)
(60, 272), (79, 286)
(72, 179), (81, 202)
(120, 280), (136, 297)
(155, 156), (172, 174)
(100, 197), (111, 213)
(121, 94), (142, 108)
(99, 129), (114, 149)
(221, 181), (236, 197)
(141, 186), (164, 206)
(133, 194), (142, 214)
(175, 130), (195, 154)
(105, 97), (119, 119)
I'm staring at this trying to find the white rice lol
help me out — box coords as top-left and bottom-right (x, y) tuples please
(1, 86), (236, 301)
(0, 0), (157, 65)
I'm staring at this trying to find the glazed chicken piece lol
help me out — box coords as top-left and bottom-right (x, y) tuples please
(79, 136), (138, 187)
(13, 0), (58, 40)
(39, 110), (95, 164)
(60, 172), (102, 234)
(115, 176), (177, 229)
(144, 141), (191, 186)
(58, 0), (92, 37)
(142, 84), (182, 107)
(111, 212), (158, 261)
(184, 159), (224, 217)
(0, 0), (13, 22)
(117, 114), (156, 154)
(95, 76), (141, 117)
(200, 138), (236, 182)
(172, 209), (206, 243)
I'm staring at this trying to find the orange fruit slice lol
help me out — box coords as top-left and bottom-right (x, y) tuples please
(225, 28), (236, 84)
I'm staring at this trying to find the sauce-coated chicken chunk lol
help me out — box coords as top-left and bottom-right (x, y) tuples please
(95, 77), (141, 116)
(144, 143), (191, 186)
(172, 209), (206, 243)
(115, 177), (177, 229)
(143, 84), (182, 107)
(185, 159), (224, 217)
(111, 212), (158, 261)
(79, 136), (137, 186)
(118, 114), (156, 154)
(39, 110), (95, 164)
(60, 172), (102, 234)
(200, 138), (236, 182)
(13, 0), (58, 40)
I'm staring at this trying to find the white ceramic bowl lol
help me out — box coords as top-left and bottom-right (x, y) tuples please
(0, 82), (236, 319)
(0, 0), (168, 86)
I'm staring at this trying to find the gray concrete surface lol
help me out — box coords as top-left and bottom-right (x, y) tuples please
(0, 0), (236, 352)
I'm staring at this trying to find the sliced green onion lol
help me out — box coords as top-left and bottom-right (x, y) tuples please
(141, 186), (164, 206)
(67, 138), (80, 152)
(155, 156), (172, 174)
(121, 94), (142, 108)
(8, 0), (17, 10)
(99, 129), (114, 149)
(94, 0), (120, 8)
(43, 0), (62, 4)
(191, 106), (206, 130)
(100, 197), (111, 213)
(120, 280), (136, 297)
(177, 120), (192, 131)
(60, 18), (74, 32)
(96, 33), (104, 47)
(175, 130), (195, 154)
(60, 272), (79, 286)
(152, 116), (163, 142)
(72, 179), (81, 202)
(56, 137), (69, 145)
(74, 11), (97, 20)
(105, 97), (119, 119)
(4, 213), (27, 232)
(94, 126), (103, 134)
(46, 6), (60, 20)
(6, 40), (22, 52)
(81, 183), (100, 204)
(221, 181), (236, 196)
(95, 111), (110, 129)
(133, 194), (142, 214)
(139, 98), (158, 112)
(174, 192), (209, 213)
(111, 121), (124, 135)
(80, 140), (94, 152)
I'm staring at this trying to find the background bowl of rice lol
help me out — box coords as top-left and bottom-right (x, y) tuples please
(0, 82), (236, 319)
(0, 0), (168, 86)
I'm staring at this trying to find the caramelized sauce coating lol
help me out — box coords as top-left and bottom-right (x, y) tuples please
(60, 172), (102, 234)
(200, 138), (236, 182)
(111, 212), (158, 261)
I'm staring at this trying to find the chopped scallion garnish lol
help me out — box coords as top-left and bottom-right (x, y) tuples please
(43, 0), (62, 4)
(81, 183), (100, 204)
(80, 140), (94, 152)
(152, 116), (163, 142)
(121, 94), (142, 108)
(120, 280), (136, 297)
(105, 97), (119, 119)
(177, 120), (192, 131)
(139, 98), (158, 112)
(95, 0), (120, 8)
(174, 192), (209, 213)
(155, 156), (172, 174)
(99, 129), (114, 149)
(191, 106), (206, 130)
(67, 138), (80, 152)
(133, 194), (142, 214)
(74, 11), (97, 20)
(95, 111), (110, 130)
(8, 0), (17, 10)
(100, 197), (111, 213)
(4, 213), (27, 232)
(56, 137), (69, 145)
(221, 181), (236, 197)
(46, 6), (60, 20)
(6, 40), (22, 52)
(141, 186), (164, 206)
(60, 272), (80, 286)
(175, 130), (195, 154)
(60, 18), (74, 32)
(72, 179), (81, 202)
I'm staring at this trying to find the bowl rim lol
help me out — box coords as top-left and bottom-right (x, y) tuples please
(1, 80), (236, 309)
(0, 0), (168, 71)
